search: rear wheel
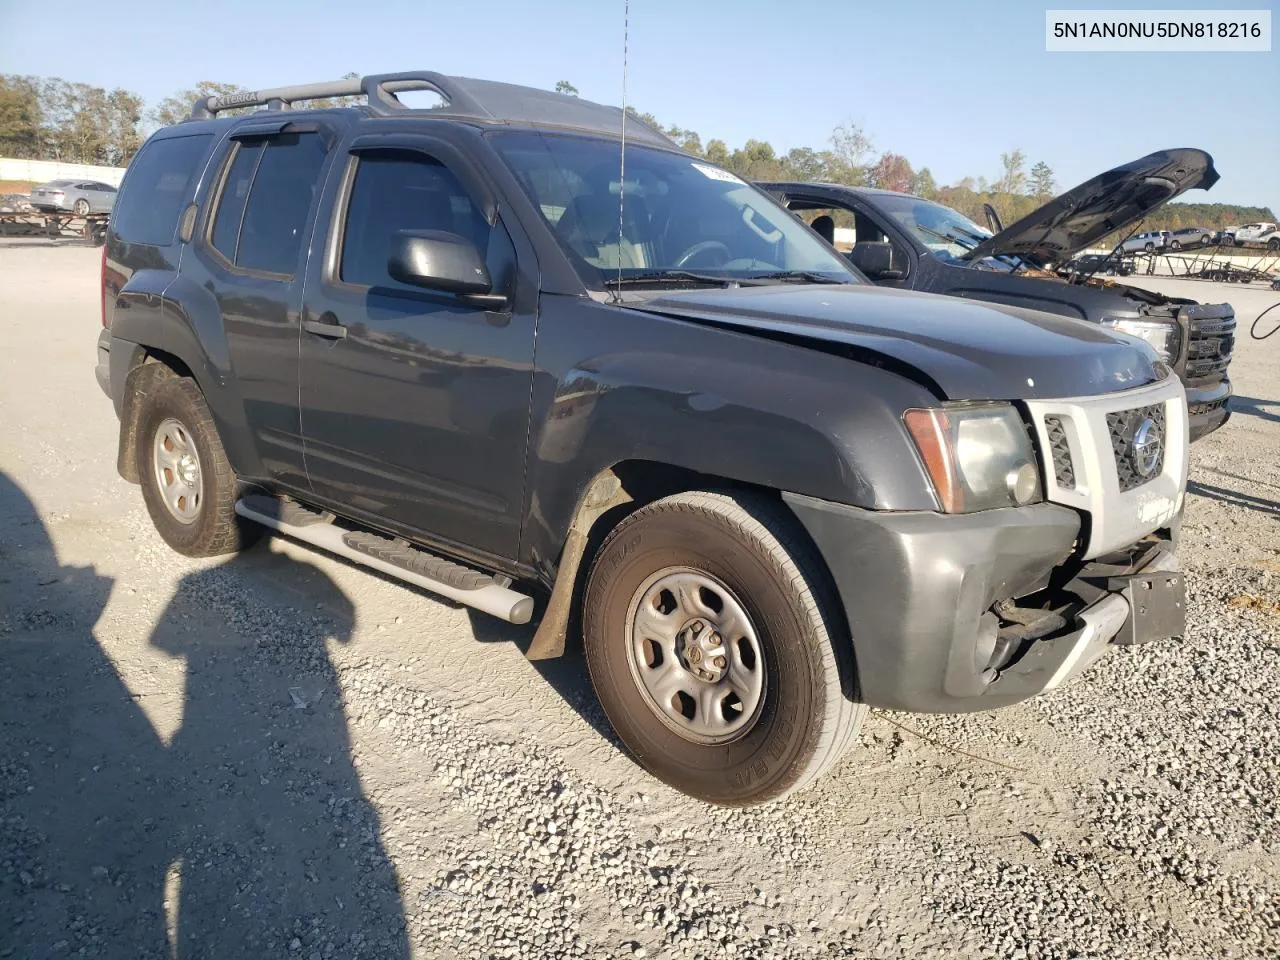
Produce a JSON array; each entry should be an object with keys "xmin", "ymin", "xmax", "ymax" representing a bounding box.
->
[
  {"xmin": 583, "ymin": 490, "xmax": 865, "ymax": 806},
  {"xmin": 1144, "ymin": 242, "xmax": 1155, "ymax": 253},
  {"xmin": 136, "ymin": 376, "xmax": 259, "ymax": 557},
  {"xmin": 73, "ymin": 198, "xmax": 90, "ymax": 216},
  {"xmin": 1169, "ymin": 239, "xmax": 1181, "ymax": 250}
]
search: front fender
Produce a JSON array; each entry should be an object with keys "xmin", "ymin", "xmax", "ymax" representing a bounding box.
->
[{"xmin": 521, "ymin": 296, "xmax": 939, "ymax": 576}]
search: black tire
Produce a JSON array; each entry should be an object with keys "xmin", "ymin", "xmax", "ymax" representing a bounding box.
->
[
  {"xmin": 583, "ymin": 490, "xmax": 865, "ymax": 806},
  {"xmin": 1170, "ymin": 239, "xmax": 1181, "ymax": 250},
  {"xmin": 1144, "ymin": 242, "xmax": 1155, "ymax": 253},
  {"xmin": 73, "ymin": 198, "xmax": 90, "ymax": 216},
  {"xmin": 1268, "ymin": 237, "xmax": 1280, "ymax": 251},
  {"xmin": 135, "ymin": 375, "xmax": 259, "ymax": 557}
]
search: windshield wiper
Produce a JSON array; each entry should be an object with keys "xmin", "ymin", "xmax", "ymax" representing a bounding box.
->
[
  {"xmin": 745, "ymin": 270, "xmax": 846, "ymax": 284},
  {"xmin": 603, "ymin": 270, "xmax": 762, "ymax": 289}
]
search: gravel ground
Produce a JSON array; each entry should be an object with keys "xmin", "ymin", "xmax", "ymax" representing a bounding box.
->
[{"xmin": 1, "ymin": 241, "xmax": 1277, "ymax": 959}]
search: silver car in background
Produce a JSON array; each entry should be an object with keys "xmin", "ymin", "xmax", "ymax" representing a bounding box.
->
[
  {"xmin": 1168, "ymin": 226, "xmax": 1214, "ymax": 249},
  {"xmin": 1118, "ymin": 229, "xmax": 1171, "ymax": 253},
  {"xmin": 29, "ymin": 179, "xmax": 118, "ymax": 215}
]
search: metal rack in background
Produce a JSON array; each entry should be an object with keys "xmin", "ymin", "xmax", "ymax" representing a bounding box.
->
[
  {"xmin": 0, "ymin": 209, "xmax": 109, "ymax": 245},
  {"xmin": 1123, "ymin": 240, "xmax": 1280, "ymax": 285}
]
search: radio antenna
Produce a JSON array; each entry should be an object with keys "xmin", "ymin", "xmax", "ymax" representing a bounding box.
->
[{"xmin": 613, "ymin": 0, "xmax": 630, "ymax": 301}]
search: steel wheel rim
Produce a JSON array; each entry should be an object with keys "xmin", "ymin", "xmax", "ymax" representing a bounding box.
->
[
  {"xmin": 152, "ymin": 417, "xmax": 203, "ymax": 524},
  {"xmin": 624, "ymin": 567, "xmax": 766, "ymax": 745}
]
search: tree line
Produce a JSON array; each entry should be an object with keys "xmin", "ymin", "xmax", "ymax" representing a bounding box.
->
[
  {"xmin": 623, "ymin": 110, "xmax": 1273, "ymax": 238},
  {"xmin": 2, "ymin": 73, "xmax": 1271, "ymax": 239},
  {"xmin": 0, "ymin": 74, "xmax": 363, "ymax": 166}
]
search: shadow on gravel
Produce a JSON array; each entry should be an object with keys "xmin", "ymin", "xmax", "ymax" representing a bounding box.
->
[
  {"xmin": 1229, "ymin": 395, "xmax": 1280, "ymax": 424},
  {"xmin": 0, "ymin": 473, "xmax": 409, "ymax": 960},
  {"xmin": 1188, "ymin": 479, "xmax": 1280, "ymax": 516},
  {"xmin": 465, "ymin": 610, "xmax": 623, "ymax": 751}
]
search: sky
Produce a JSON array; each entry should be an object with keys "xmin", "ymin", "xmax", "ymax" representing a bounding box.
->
[{"xmin": 1, "ymin": 0, "xmax": 1276, "ymax": 211}]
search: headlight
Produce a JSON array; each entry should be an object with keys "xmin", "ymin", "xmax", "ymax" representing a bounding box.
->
[
  {"xmin": 1100, "ymin": 318, "xmax": 1180, "ymax": 364},
  {"xmin": 903, "ymin": 403, "xmax": 1042, "ymax": 513}
]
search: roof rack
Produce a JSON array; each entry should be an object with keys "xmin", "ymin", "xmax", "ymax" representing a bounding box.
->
[{"xmin": 188, "ymin": 71, "xmax": 674, "ymax": 148}]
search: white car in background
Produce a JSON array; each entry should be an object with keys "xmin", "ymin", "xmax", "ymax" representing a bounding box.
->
[{"xmin": 1232, "ymin": 222, "xmax": 1280, "ymax": 248}]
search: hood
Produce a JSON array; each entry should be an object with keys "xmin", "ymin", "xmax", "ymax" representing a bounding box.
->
[
  {"xmin": 634, "ymin": 284, "xmax": 1163, "ymax": 401},
  {"xmin": 963, "ymin": 148, "xmax": 1219, "ymax": 265}
]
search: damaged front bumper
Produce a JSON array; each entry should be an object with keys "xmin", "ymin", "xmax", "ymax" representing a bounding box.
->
[{"xmin": 783, "ymin": 493, "xmax": 1184, "ymax": 714}]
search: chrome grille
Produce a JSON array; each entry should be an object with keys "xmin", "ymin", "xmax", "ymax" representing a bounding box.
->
[
  {"xmin": 1043, "ymin": 415, "xmax": 1075, "ymax": 489},
  {"xmin": 1184, "ymin": 315, "xmax": 1235, "ymax": 380},
  {"xmin": 1106, "ymin": 404, "xmax": 1166, "ymax": 492}
]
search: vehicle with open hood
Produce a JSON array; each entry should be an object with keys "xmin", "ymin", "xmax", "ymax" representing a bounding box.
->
[
  {"xmin": 761, "ymin": 148, "xmax": 1235, "ymax": 439},
  {"xmin": 97, "ymin": 72, "xmax": 1189, "ymax": 805}
]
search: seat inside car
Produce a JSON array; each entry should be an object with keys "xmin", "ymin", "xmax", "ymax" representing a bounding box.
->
[
  {"xmin": 555, "ymin": 191, "xmax": 650, "ymax": 269},
  {"xmin": 809, "ymin": 214, "xmax": 835, "ymax": 245}
]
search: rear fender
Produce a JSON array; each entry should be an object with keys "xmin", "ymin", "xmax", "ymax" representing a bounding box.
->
[{"xmin": 110, "ymin": 275, "xmax": 261, "ymax": 478}]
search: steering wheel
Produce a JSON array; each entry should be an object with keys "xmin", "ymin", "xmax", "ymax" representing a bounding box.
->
[{"xmin": 673, "ymin": 240, "xmax": 732, "ymax": 268}]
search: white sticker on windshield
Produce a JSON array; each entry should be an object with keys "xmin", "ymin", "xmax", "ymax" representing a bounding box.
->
[{"xmin": 691, "ymin": 162, "xmax": 745, "ymax": 184}]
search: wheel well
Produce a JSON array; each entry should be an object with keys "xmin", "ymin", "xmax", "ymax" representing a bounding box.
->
[
  {"xmin": 525, "ymin": 459, "xmax": 787, "ymax": 661},
  {"xmin": 116, "ymin": 349, "xmax": 197, "ymax": 483},
  {"xmin": 599, "ymin": 459, "xmax": 781, "ymax": 550}
]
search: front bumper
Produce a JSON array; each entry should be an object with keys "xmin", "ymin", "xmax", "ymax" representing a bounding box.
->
[
  {"xmin": 784, "ymin": 494, "xmax": 1184, "ymax": 714},
  {"xmin": 1186, "ymin": 378, "xmax": 1231, "ymax": 441}
]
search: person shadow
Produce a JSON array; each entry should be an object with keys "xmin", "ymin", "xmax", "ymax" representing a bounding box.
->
[{"xmin": 0, "ymin": 472, "xmax": 409, "ymax": 959}]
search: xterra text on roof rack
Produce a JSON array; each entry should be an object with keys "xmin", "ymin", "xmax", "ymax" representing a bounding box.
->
[{"xmin": 97, "ymin": 72, "xmax": 1189, "ymax": 805}]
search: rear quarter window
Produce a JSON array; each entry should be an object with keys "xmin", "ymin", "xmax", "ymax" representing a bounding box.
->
[{"xmin": 112, "ymin": 133, "xmax": 213, "ymax": 245}]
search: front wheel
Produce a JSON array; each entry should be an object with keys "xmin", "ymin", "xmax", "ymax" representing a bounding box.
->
[
  {"xmin": 583, "ymin": 490, "xmax": 865, "ymax": 806},
  {"xmin": 1268, "ymin": 237, "xmax": 1280, "ymax": 250},
  {"xmin": 136, "ymin": 375, "xmax": 259, "ymax": 557}
]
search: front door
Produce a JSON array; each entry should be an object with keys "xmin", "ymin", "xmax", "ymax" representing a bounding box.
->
[{"xmin": 298, "ymin": 142, "xmax": 535, "ymax": 560}]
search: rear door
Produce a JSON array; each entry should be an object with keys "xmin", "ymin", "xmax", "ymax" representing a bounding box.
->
[
  {"xmin": 182, "ymin": 125, "xmax": 337, "ymax": 488},
  {"xmin": 297, "ymin": 134, "xmax": 536, "ymax": 560}
]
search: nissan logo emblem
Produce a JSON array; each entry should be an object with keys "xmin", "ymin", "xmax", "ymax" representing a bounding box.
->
[{"xmin": 1130, "ymin": 418, "xmax": 1162, "ymax": 478}]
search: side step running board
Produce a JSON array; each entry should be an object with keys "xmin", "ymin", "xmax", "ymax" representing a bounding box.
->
[{"xmin": 235, "ymin": 496, "xmax": 535, "ymax": 625}]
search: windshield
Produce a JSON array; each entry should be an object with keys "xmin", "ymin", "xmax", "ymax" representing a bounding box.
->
[
  {"xmin": 867, "ymin": 193, "xmax": 1008, "ymax": 265},
  {"xmin": 489, "ymin": 132, "xmax": 859, "ymax": 288}
]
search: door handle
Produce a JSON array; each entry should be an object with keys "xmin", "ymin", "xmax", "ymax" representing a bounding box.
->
[{"xmin": 303, "ymin": 318, "xmax": 347, "ymax": 340}]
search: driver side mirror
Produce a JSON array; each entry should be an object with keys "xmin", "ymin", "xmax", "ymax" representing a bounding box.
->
[
  {"xmin": 387, "ymin": 230, "xmax": 507, "ymax": 306},
  {"xmin": 848, "ymin": 242, "xmax": 904, "ymax": 281}
]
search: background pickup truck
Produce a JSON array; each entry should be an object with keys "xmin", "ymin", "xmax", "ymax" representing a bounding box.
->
[{"xmin": 762, "ymin": 148, "xmax": 1235, "ymax": 440}]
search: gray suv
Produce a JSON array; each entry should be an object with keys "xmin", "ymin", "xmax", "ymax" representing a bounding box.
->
[{"xmin": 95, "ymin": 72, "xmax": 1189, "ymax": 805}]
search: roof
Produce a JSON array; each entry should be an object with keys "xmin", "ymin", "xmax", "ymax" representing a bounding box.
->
[
  {"xmin": 187, "ymin": 71, "xmax": 675, "ymax": 149},
  {"xmin": 760, "ymin": 181, "xmax": 912, "ymax": 199}
]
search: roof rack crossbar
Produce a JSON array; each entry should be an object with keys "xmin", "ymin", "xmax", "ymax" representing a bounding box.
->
[
  {"xmin": 182, "ymin": 71, "xmax": 677, "ymax": 149},
  {"xmin": 188, "ymin": 72, "xmax": 488, "ymax": 121}
]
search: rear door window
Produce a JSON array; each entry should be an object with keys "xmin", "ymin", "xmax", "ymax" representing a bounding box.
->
[
  {"xmin": 112, "ymin": 134, "xmax": 213, "ymax": 245},
  {"xmin": 210, "ymin": 141, "xmax": 264, "ymax": 262},
  {"xmin": 208, "ymin": 132, "xmax": 329, "ymax": 277}
]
